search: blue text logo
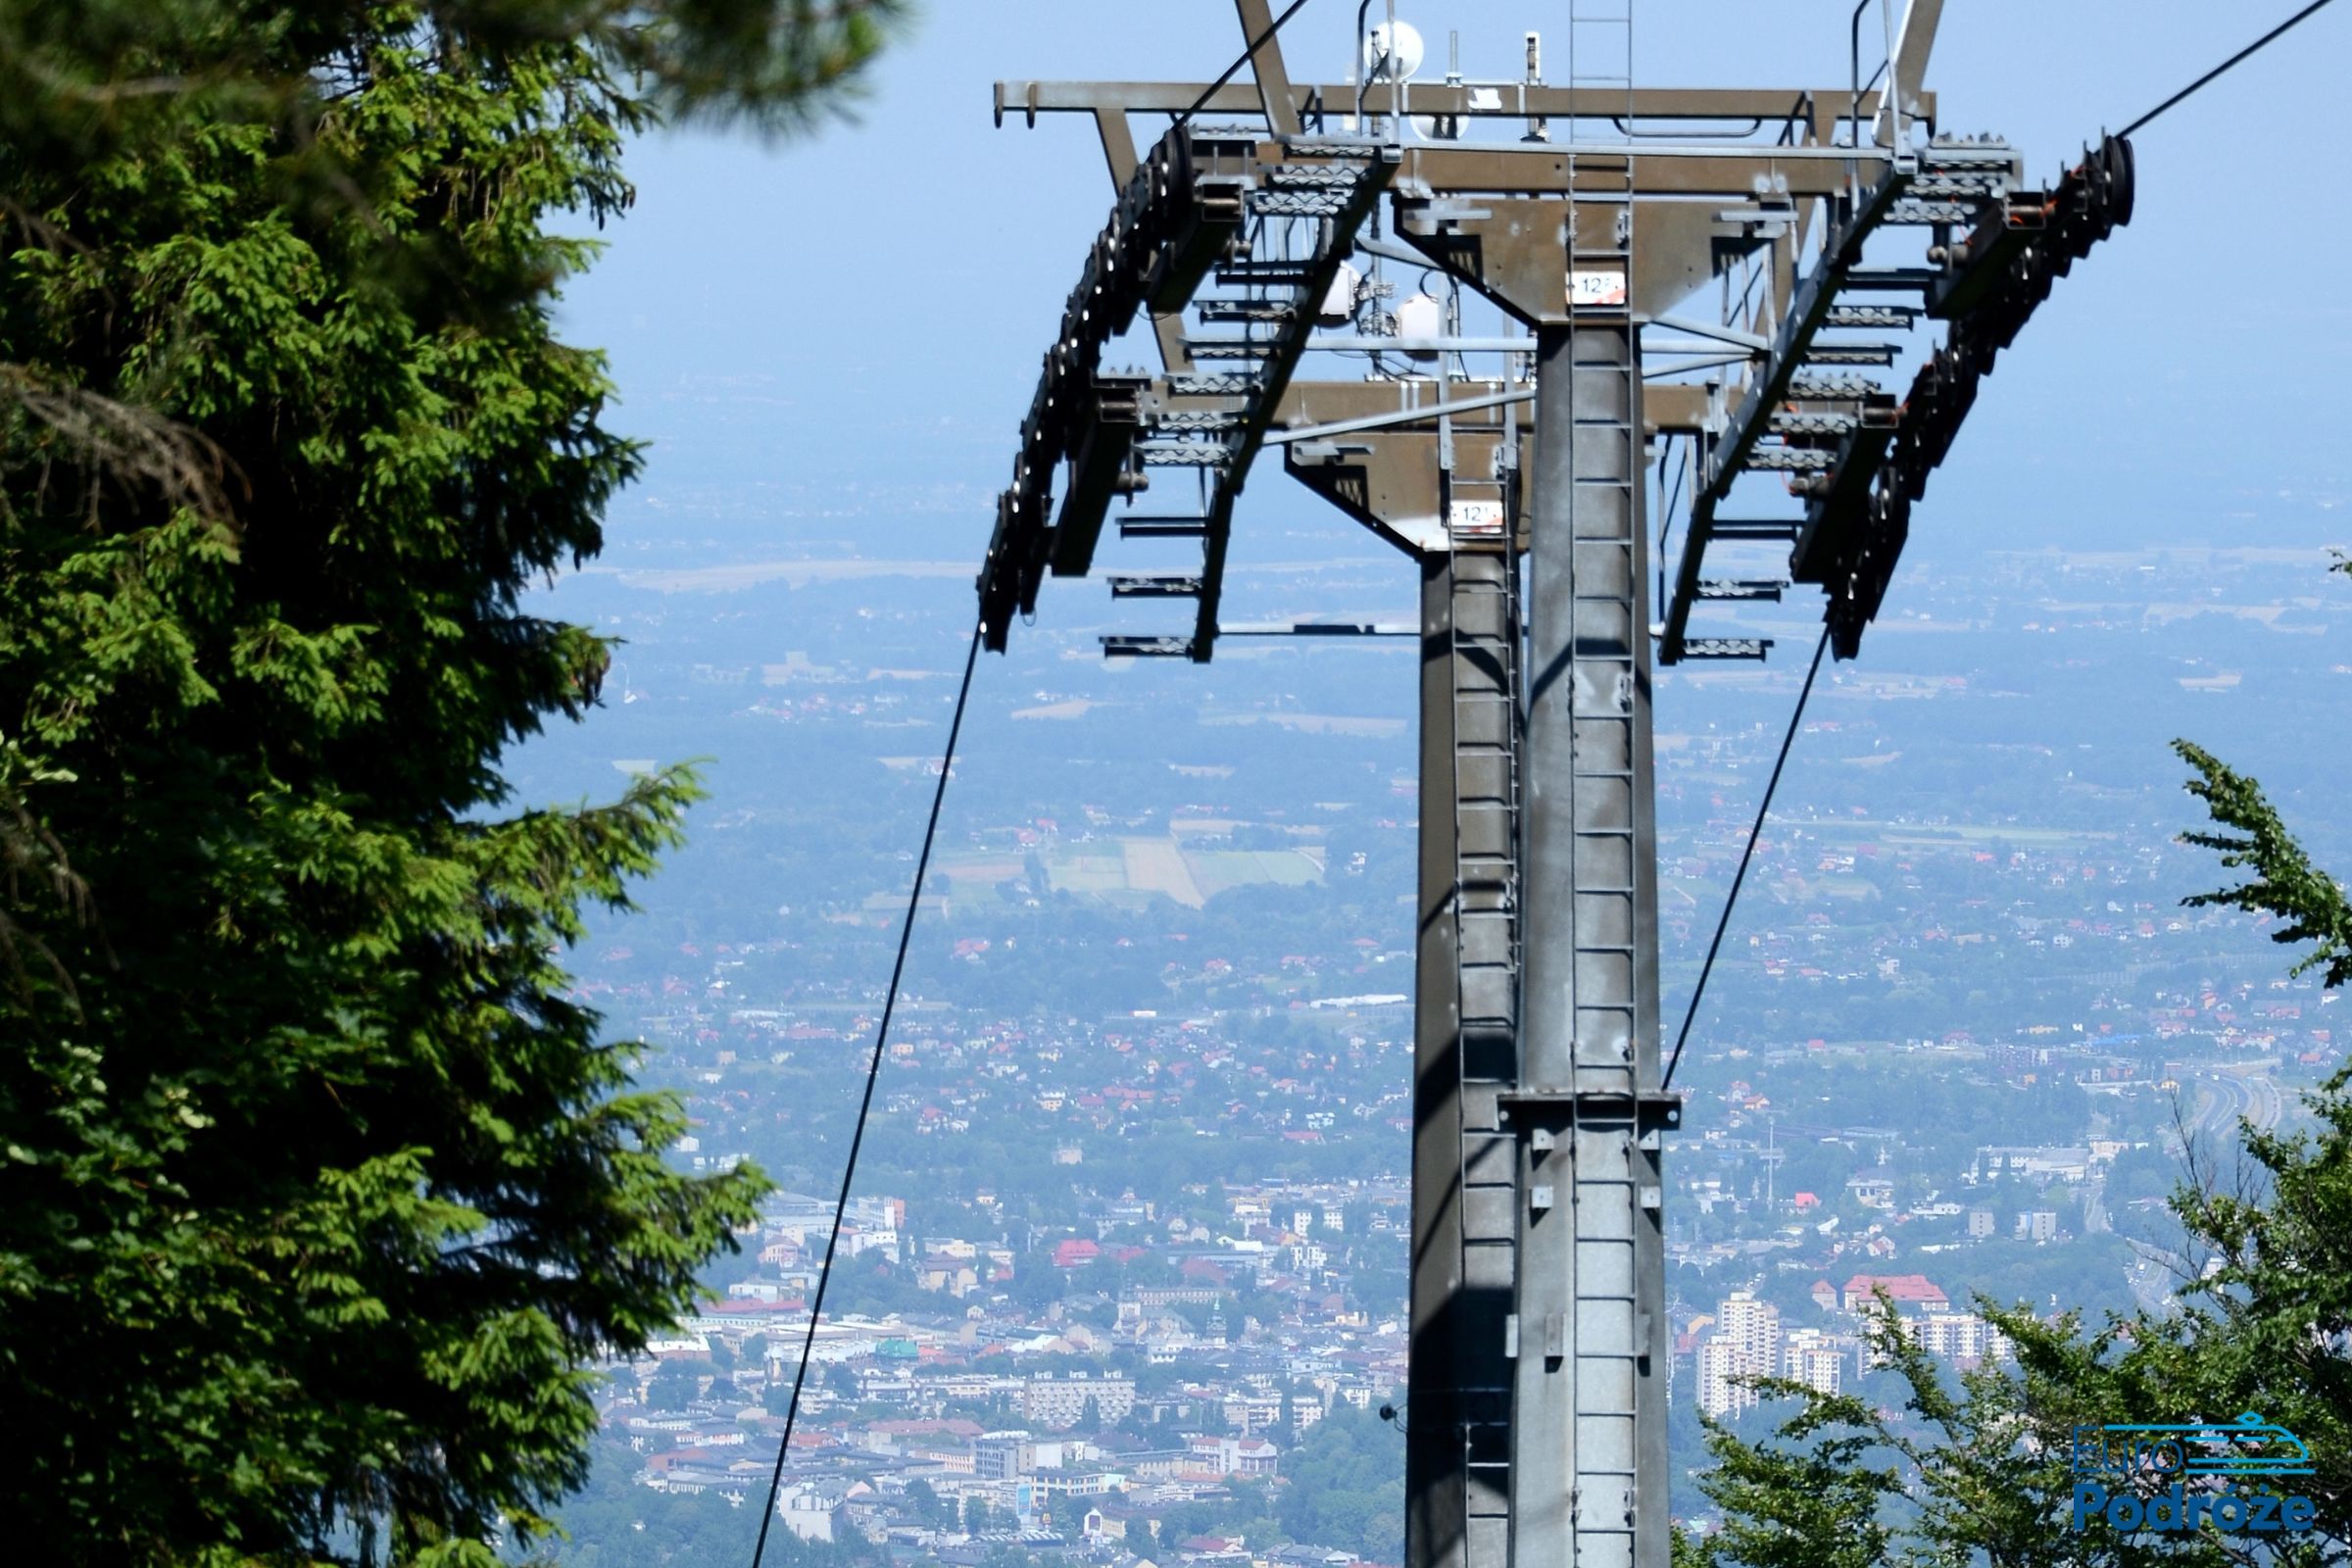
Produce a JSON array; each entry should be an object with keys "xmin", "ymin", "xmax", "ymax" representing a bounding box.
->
[{"xmin": 2070, "ymin": 1413, "xmax": 2318, "ymax": 1535}]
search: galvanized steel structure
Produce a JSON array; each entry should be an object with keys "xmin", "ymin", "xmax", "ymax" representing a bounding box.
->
[{"xmin": 973, "ymin": 6, "xmax": 2132, "ymax": 1568}]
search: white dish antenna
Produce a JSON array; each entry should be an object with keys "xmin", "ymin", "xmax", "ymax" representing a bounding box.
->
[
  {"xmin": 1396, "ymin": 291, "xmax": 1444, "ymax": 361},
  {"xmin": 1363, "ymin": 21, "xmax": 1424, "ymax": 84},
  {"xmin": 1318, "ymin": 262, "xmax": 1361, "ymax": 326}
]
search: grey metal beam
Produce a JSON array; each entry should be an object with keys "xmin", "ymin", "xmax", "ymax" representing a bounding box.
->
[
  {"xmin": 1646, "ymin": 316, "xmax": 1768, "ymax": 351},
  {"xmin": 1513, "ymin": 319, "xmax": 1672, "ymax": 1568},
  {"xmin": 1305, "ymin": 336, "xmax": 1537, "ymax": 354},
  {"xmin": 1399, "ymin": 146, "xmax": 1888, "ymax": 199},
  {"xmin": 1408, "ymin": 555, "xmax": 1469, "ymax": 1568},
  {"xmin": 1658, "ymin": 164, "xmax": 1912, "ymax": 664},
  {"xmin": 1408, "ymin": 540, "xmax": 1527, "ymax": 1568},
  {"xmin": 1266, "ymin": 388, "xmax": 1536, "ymax": 445},
  {"xmin": 1234, "ymin": 0, "xmax": 1302, "ymax": 136},
  {"xmin": 995, "ymin": 80, "xmax": 1923, "ymax": 125},
  {"xmin": 1875, "ymin": 0, "xmax": 1946, "ymax": 146},
  {"xmin": 1217, "ymin": 619, "xmax": 1415, "ymax": 635}
]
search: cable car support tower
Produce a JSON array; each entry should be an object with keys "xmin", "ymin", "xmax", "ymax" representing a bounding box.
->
[{"xmin": 973, "ymin": 7, "xmax": 2133, "ymax": 1568}]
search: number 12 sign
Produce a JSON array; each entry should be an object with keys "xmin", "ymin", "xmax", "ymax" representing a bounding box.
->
[{"xmin": 1569, "ymin": 268, "xmax": 1628, "ymax": 310}]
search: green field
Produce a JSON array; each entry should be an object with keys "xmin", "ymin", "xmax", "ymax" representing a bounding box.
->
[{"xmin": 1030, "ymin": 837, "xmax": 1326, "ymax": 908}]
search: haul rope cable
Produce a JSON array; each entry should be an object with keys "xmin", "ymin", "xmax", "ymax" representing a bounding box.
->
[
  {"xmin": 1660, "ymin": 626, "xmax": 1829, "ymax": 1095},
  {"xmin": 1658, "ymin": 0, "xmax": 2340, "ymax": 1095},
  {"xmin": 748, "ymin": 13, "xmax": 1327, "ymax": 1555},
  {"xmin": 2117, "ymin": 0, "xmax": 2337, "ymax": 138},
  {"xmin": 1177, "ymin": 0, "xmax": 1316, "ymax": 127},
  {"xmin": 738, "ymin": 2, "xmax": 2347, "ymax": 1556},
  {"xmin": 748, "ymin": 618, "xmax": 982, "ymax": 1568}
]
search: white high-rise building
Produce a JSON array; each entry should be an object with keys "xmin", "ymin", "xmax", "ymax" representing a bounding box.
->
[
  {"xmin": 1908, "ymin": 1311, "xmax": 2011, "ymax": 1368},
  {"xmin": 1781, "ymin": 1328, "xmax": 1845, "ymax": 1396},
  {"xmin": 1696, "ymin": 1338, "xmax": 1752, "ymax": 1419},
  {"xmin": 1695, "ymin": 1291, "xmax": 1783, "ymax": 1418}
]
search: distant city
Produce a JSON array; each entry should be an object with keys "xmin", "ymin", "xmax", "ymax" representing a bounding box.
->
[{"xmin": 518, "ymin": 523, "xmax": 2348, "ymax": 1564}]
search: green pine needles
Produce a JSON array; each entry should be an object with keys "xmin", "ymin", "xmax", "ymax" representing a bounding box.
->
[
  {"xmin": 1685, "ymin": 563, "xmax": 2352, "ymax": 1566},
  {"xmin": 0, "ymin": 3, "xmax": 899, "ymax": 1562}
]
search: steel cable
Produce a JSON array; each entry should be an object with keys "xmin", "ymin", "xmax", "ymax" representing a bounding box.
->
[
  {"xmin": 2118, "ymin": 0, "xmax": 2338, "ymax": 137},
  {"xmin": 1177, "ymin": 0, "xmax": 1317, "ymax": 127},
  {"xmin": 1660, "ymin": 625, "xmax": 1830, "ymax": 1093},
  {"xmin": 1657, "ymin": 0, "xmax": 2339, "ymax": 1098},
  {"xmin": 728, "ymin": 3, "xmax": 2344, "ymax": 1551},
  {"xmin": 747, "ymin": 618, "xmax": 983, "ymax": 1568}
]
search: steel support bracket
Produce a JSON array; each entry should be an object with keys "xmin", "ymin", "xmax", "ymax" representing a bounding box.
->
[{"xmin": 1497, "ymin": 1090, "xmax": 1683, "ymax": 1133}]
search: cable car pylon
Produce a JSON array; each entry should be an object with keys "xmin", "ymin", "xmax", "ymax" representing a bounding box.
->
[{"xmin": 974, "ymin": 6, "xmax": 2132, "ymax": 1565}]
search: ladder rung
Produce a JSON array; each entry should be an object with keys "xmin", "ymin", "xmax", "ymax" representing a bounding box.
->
[
  {"xmin": 1823, "ymin": 304, "xmax": 1917, "ymax": 328},
  {"xmin": 1769, "ymin": 411, "xmax": 1861, "ymax": 437},
  {"xmin": 1741, "ymin": 447, "xmax": 1833, "ymax": 473},
  {"xmin": 1102, "ymin": 634, "xmax": 1195, "ymax": 659},
  {"xmin": 1108, "ymin": 574, "xmax": 1203, "ymax": 599},
  {"xmin": 1197, "ymin": 300, "xmax": 1299, "ymax": 323},
  {"xmin": 1150, "ymin": 410, "xmax": 1244, "ymax": 432},
  {"xmin": 1135, "ymin": 443, "xmax": 1230, "ymax": 468},
  {"xmin": 1166, "ymin": 372, "xmax": 1263, "ymax": 396},
  {"xmin": 1801, "ymin": 344, "xmax": 1899, "ymax": 367},
  {"xmin": 1695, "ymin": 578, "xmax": 1787, "ymax": 602},
  {"xmin": 1214, "ymin": 262, "xmax": 1316, "ymax": 284},
  {"xmin": 1919, "ymin": 139, "xmax": 2016, "ymax": 170},
  {"xmin": 1788, "ymin": 372, "xmax": 1884, "ymax": 400},
  {"xmin": 1678, "ymin": 637, "xmax": 1774, "ymax": 661},
  {"xmin": 1841, "ymin": 267, "xmax": 1939, "ymax": 293},
  {"xmin": 1885, "ymin": 198, "xmax": 1985, "ymax": 225}
]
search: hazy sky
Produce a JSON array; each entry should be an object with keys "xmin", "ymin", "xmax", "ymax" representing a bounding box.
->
[
  {"xmin": 561, "ymin": 0, "xmax": 2351, "ymax": 567},
  {"xmin": 527, "ymin": 0, "xmax": 2352, "ymax": 868}
]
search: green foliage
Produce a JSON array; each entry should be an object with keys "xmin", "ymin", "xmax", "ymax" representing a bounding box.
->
[
  {"xmin": 2150, "ymin": 676, "xmax": 2352, "ymax": 1536},
  {"xmin": 1694, "ymin": 1206, "xmax": 2352, "ymax": 1566},
  {"xmin": 2174, "ymin": 741, "xmax": 2352, "ymax": 986},
  {"xmin": 1692, "ymin": 1300, "xmax": 2221, "ymax": 1568},
  {"xmin": 1277, "ymin": 1401, "xmax": 1404, "ymax": 1561},
  {"xmin": 1690, "ymin": 1384, "xmax": 1894, "ymax": 1568},
  {"xmin": 1692, "ymin": 699, "xmax": 2352, "ymax": 1566},
  {"xmin": 2127, "ymin": 1066, "xmax": 2352, "ymax": 1542},
  {"xmin": 0, "ymin": 1, "xmax": 897, "ymax": 1563}
]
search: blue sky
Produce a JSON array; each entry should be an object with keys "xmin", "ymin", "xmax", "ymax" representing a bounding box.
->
[
  {"xmin": 525, "ymin": 0, "xmax": 2352, "ymax": 851},
  {"xmin": 561, "ymin": 0, "xmax": 2351, "ymax": 566}
]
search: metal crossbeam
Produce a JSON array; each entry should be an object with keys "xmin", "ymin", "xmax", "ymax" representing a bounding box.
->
[{"xmin": 973, "ymin": 17, "xmax": 2132, "ymax": 1568}]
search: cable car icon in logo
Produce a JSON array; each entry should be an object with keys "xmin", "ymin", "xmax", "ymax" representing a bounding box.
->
[{"xmin": 2083, "ymin": 1413, "xmax": 2314, "ymax": 1478}]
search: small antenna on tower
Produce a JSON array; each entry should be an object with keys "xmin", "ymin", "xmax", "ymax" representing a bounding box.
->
[{"xmin": 1523, "ymin": 31, "xmax": 1548, "ymax": 141}]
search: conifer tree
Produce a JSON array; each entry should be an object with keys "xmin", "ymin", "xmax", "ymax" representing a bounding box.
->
[
  {"xmin": 0, "ymin": 2, "xmax": 899, "ymax": 1561},
  {"xmin": 1687, "ymin": 564, "xmax": 2352, "ymax": 1565}
]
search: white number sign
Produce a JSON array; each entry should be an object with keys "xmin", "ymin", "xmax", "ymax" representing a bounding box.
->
[{"xmin": 1568, "ymin": 268, "xmax": 1628, "ymax": 310}]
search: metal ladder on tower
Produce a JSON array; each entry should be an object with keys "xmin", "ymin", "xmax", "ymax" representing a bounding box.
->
[
  {"xmin": 1555, "ymin": 122, "xmax": 1656, "ymax": 1568},
  {"xmin": 1446, "ymin": 451, "xmax": 1523, "ymax": 1566},
  {"xmin": 1562, "ymin": 0, "xmax": 1636, "ymax": 323},
  {"xmin": 1513, "ymin": 6, "xmax": 1666, "ymax": 1560},
  {"xmin": 1568, "ymin": 0, "xmax": 1635, "ymax": 139},
  {"xmin": 1567, "ymin": 213, "xmax": 1654, "ymax": 1568}
]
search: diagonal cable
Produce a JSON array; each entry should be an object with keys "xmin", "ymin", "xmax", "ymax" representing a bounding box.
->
[
  {"xmin": 1177, "ymin": 0, "xmax": 1317, "ymax": 126},
  {"xmin": 1657, "ymin": 0, "xmax": 2340, "ymax": 1096},
  {"xmin": 1661, "ymin": 625, "xmax": 1829, "ymax": 1094},
  {"xmin": 2119, "ymin": 0, "xmax": 2338, "ymax": 137},
  {"xmin": 748, "ymin": 618, "xmax": 982, "ymax": 1568}
]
